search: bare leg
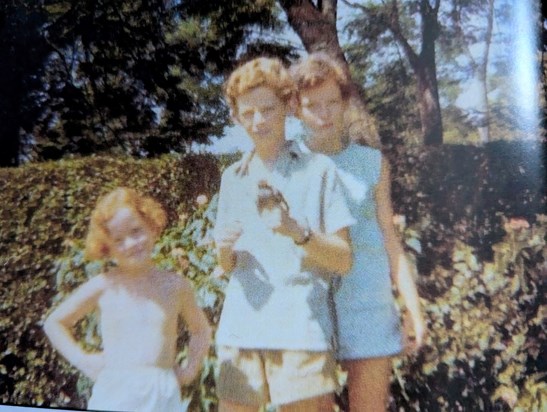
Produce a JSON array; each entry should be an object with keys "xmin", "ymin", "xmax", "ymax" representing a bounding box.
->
[
  {"xmin": 278, "ymin": 393, "xmax": 334, "ymax": 412},
  {"xmin": 219, "ymin": 399, "xmax": 259, "ymax": 412},
  {"xmin": 342, "ymin": 357, "xmax": 392, "ymax": 412}
]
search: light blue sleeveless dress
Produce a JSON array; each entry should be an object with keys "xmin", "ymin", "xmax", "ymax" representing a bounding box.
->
[{"xmin": 330, "ymin": 143, "xmax": 402, "ymax": 360}]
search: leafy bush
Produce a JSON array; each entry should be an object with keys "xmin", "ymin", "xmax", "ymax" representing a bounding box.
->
[
  {"xmin": 389, "ymin": 140, "xmax": 545, "ymax": 268},
  {"xmin": 391, "ymin": 216, "xmax": 546, "ymax": 411}
]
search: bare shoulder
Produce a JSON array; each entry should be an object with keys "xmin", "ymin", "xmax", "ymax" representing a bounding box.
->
[
  {"xmin": 74, "ymin": 273, "xmax": 110, "ymax": 296},
  {"xmin": 155, "ymin": 269, "xmax": 191, "ymax": 295}
]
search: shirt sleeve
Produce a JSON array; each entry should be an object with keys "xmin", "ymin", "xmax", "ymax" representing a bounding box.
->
[
  {"xmin": 213, "ymin": 168, "xmax": 232, "ymax": 245},
  {"xmin": 321, "ymin": 159, "xmax": 357, "ymax": 235}
]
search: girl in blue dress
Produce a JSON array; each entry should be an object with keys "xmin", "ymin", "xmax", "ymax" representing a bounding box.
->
[{"xmin": 291, "ymin": 53, "xmax": 426, "ymax": 411}]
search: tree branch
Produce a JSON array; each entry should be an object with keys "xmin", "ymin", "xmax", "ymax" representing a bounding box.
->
[{"xmin": 388, "ymin": 0, "xmax": 419, "ymax": 68}]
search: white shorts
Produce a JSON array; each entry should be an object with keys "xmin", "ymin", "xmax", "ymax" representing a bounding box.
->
[
  {"xmin": 216, "ymin": 346, "xmax": 338, "ymax": 406},
  {"xmin": 88, "ymin": 366, "xmax": 185, "ymax": 412}
]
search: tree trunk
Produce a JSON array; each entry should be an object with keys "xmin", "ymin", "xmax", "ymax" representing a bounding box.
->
[
  {"xmin": 415, "ymin": 64, "xmax": 443, "ymax": 145},
  {"xmin": 278, "ymin": 0, "xmax": 381, "ymax": 148},
  {"xmin": 477, "ymin": 0, "xmax": 494, "ymax": 144},
  {"xmin": 387, "ymin": 0, "xmax": 443, "ymax": 145},
  {"xmin": 417, "ymin": 1, "xmax": 443, "ymax": 146}
]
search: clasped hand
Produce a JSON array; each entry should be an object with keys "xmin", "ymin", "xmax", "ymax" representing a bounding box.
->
[
  {"xmin": 256, "ymin": 180, "xmax": 306, "ymax": 242},
  {"xmin": 174, "ymin": 363, "xmax": 199, "ymax": 386}
]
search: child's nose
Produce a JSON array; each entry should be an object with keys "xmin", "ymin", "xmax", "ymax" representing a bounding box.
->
[
  {"xmin": 317, "ymin": 104, "xmax": 331, "ymax": 119},
  {"xmin": 252, "ymin": 111, "xmax": 265, "ymax": 128},
  {"xmin": 123, "ymin": 236, "xmax": 139, "ymax": 250}
]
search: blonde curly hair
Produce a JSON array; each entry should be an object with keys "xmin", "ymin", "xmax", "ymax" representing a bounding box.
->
[
  {"xmin": 84, "ymin": 187, "xmax": 167, "ymax": 260},
  {"xmin": 224, "ymin": 57, "xmax": 296, "ymax": 116},
  {"xmin": 291, "ymin": 52, "xmax": 380, "ymax": 147},
  {"xmin": 290, "ymin": 52, "xmax": 352, "ymax": 100}
]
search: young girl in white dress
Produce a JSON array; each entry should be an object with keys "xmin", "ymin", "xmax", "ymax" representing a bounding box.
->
[{"xmin": 44, "ymin": 187, "xmax": 212, "ymax": 412}]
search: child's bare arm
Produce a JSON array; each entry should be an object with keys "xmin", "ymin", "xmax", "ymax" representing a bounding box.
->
[
  {"xmin": 376, "ymin": 157, "xmax": 425, "ymax": 353},
  {"xmin": 298, "ymin": 227, "xmax": 352, "ymax": 275},
  {"xmin": 215, "ymin": 222, "xmax": 242, "ymax": 273},
  {"xmin": 43, "ymin": 275, "xmax": 106, "ymax": 380},
  {"xmin": 174, "ymin": 279, "xmax": 212, "ymax": 386}
]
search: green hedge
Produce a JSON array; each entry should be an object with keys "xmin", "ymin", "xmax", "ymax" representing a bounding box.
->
[{"xmin": 388, "ymin": 140, "xmax": 545, "ymax": 270}]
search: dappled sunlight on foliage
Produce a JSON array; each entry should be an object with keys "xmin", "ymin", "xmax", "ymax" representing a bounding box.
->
[{"xmin": 392, "ymin": 215, "xmax": 545, "ymax": 411}]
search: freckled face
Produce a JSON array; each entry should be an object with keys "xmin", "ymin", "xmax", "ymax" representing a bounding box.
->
[
  {"xmin": 298, "ymin": 78, "xmax": 346, "ymax": 144},
  {"xmin": 106, "ymin": 207, "xmax": 156, "ymax": 267},
  {"xmin": 235, "ymin": 86, "xmax": 287, "ymax": 148}
]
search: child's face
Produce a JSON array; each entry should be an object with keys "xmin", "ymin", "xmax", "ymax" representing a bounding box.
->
[
  {"xmin": 298, "ymin": 78, "xmax": 346, "ymax": 143},
  {"xmin": 235, "ymin": 86, "xmax": 287, "ymax": 148},
  {"xmin": 106, "ymin": 207, "xmax": 156, "ymax": 268}
]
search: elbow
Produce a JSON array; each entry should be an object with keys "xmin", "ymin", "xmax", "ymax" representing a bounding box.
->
[
  {"xmin": 43, "ymin": 315, "xmax": 57, "ymax": 341},
  {"xmin": 43, "ymin": 312, "xmax": 70, "ymax": 341},
  {"xmin": 43, "ymin": 318, "xmax": 51, "ymax": 339}
]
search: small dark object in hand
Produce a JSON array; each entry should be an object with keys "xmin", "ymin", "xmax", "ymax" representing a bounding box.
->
[{"xmin": 256, "ymin": 180, "xmax": 289, "ymax": 213}]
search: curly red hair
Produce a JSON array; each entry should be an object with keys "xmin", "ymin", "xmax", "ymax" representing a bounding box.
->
[{"xmin": 84, "ymin": 187, "xmax": 167, "ymax": 260}]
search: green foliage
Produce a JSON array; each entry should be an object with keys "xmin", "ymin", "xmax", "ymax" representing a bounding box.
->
[
  {"xmin": 389, "ymin": 140, "xmax": 545, "ymax": 267},
  {"xmin": 154, "ymin": 195, "xmax": 225, "ymax": 411},
  {"xmin": 344, "ymin": 0, "xmax": 539, "ymax": 145},
  {"xmin": 2, "ymin": 0, "xmax": 291, "ymax": 163},
  {"xmin": 391, "ymin": 215, "xmax": 546, "ymax": 411},
  {"xmin": 0, "ymin": 0, "xmax": 50, "ymax": 166}
]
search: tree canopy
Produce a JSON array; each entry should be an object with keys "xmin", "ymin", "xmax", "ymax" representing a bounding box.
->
[
  {"xmin": 1, "ymin": 0, "xmax": 288, "ymax": 165},
  {"xmin": 0, "ymin": 0, "xmax": 542, "ymax": 166}
]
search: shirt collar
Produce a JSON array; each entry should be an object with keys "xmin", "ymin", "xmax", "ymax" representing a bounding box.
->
[{"xmin": 236, "ymin": 140, "xmax": 303, "ymax": 177}]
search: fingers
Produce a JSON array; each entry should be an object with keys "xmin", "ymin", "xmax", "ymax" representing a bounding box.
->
[
  {"xmin": 402, "ymin": 312, "xmax": 426, "ymax": 355},
  {"xmin": 174, "ymin": 365, "xmax": 199, "ymax": 386},
  {"xmin": 256, "ymin": 180, "xmax": 289, "ymax": 214},
  {"xmin": 217, "ymin": 222, "xmax": 242, "ymax": 249}
]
